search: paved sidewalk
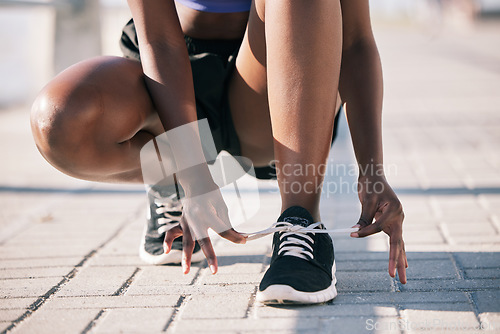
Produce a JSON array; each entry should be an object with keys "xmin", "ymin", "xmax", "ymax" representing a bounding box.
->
[{"xmin": 1, "ymin": 20, "xmax": 500, "ymax": 334}]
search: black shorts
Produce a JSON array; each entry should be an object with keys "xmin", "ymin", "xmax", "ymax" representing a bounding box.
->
[
  {"xmin": 120, "ymin": 19, "xmax": 341, "ymax": 180},
  {"xmin": 120, "ymin": 18, "xmax": 242, "ymax": 158}
]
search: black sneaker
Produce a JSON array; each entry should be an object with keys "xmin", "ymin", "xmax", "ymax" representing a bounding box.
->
[
  {"xmin": 139, "ymin": 186, "xmax": 204, "ymax": 265},
  {"xmin": 256, "ymin": 206, "xmax": 337, "ymax": 304}
]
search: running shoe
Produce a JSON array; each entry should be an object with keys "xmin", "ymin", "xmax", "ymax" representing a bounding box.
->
[
  {"xmin": 139, "ymin": 186, "xmax": 204, "ymax": 265},
  {"xmin": 257, "ymin": 206, "xmax": 337, "ymax": 304}
]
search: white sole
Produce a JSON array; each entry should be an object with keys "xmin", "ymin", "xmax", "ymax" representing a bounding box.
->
[
  {"xmin": 256, "ymin": 262, "xmax": 337, "ymax": 305},
  {"xmin": 256, "ymin": 282, "xmax": 337, "ymax": 305}
]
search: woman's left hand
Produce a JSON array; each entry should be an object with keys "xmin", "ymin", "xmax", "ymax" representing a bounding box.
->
[{"xmin": 350, "ymin": 175, "xmax": 408, "ymax": 284}]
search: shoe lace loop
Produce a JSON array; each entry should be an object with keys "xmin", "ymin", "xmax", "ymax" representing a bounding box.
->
[
  {"xmin": 151, "ymin": 192, "xmax": 182, "ymax": 234},
  {"xmin": 276, "ymin": 222, "xmax": 323, "ymax": 261}
]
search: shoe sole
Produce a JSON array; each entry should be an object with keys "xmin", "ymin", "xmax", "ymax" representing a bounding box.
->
[
  {"xmin": 257, "ymin": 262, "xmax": 337, "ymax": 305},
  {"xmin": 256, "ymin": 282, "xmax": 337, "ymax": 305}
]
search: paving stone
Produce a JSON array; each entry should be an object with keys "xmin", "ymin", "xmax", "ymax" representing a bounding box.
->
[
  {"xmin": 448, "ymin": 235, "xmax": 500, "ymax": 246},
  {"xmin": 454, "ymin": 252, "xmax": 500, "ymax": 269},
  {"xmin": 401, "ymin": 303, "xmax": 479, "ymax": 332},
  {"xmin": 131, "ymin": 265, "xmax": 199, "ymax": 286},
  {"xmin": 0, "ymin": 297, "xmax": 38, "ymax": 310},
  {"xmin": 400, "ymin": 279, "xmax": 500, "ymax": 292},
  {"xmin": 0, "ymin": 244, "xmax": 99, "ymax": 259},
  {"xmin": 464, "ymin": 268, "xmax": 500, "ymax": 279},
  {"xmin": 440, "ymin": 223, "xmax": 497, "ymax": 236},
  {"xmin": 171, "ymin": 318, "xmax": 315, "ymax": 333},
  {"xmin": 405, "ymin": 259, "xmax": 459, "ymax": 280},
  {"xmin": 333, "ymin": 259, "xmax": 387, "ymax": 272},
  {"xmin": 1, "ymin": 276, "xmax": 63, "ymax": 298},
  {"xmin": 335, "ymin": 252, "xmax": 389, "ymax": 262},
  {"xmin": 97, "ymin": 225, "xmax": 142, "ymax": 257},
  {"xmin": 254, "ymin": 304, "xmax": 398, "ymax": 318},
  {"xmin": 94, "ymin": 308, "xmax": 174, "ymax": 333},
  {"xmin": 0, "ymin": 257, "xmax": 83, "ymax": 269},
  {"xmin": 336, "ymin": 272, "xmax": 393, "ymax": 293},
  {"xmin": 403, "ymin": 230, "xmax": 445, "ymax": 245},
  {"xmin": 56, "ymin": 266, "xmax": 139, "ymax": 297},
  {"xmin": 479, "ymin": 313, "xmax": 500, "ymax": 332},
  {"xmin": 0, "ymin": 322, "xmax": 11, "ymax": 333},
  {"xmin": 45, "ymin": 295, "xmax": 180, "ymax": 309},
  {"xmin": 473, "ymin": 291, "xmax": 500, "ymax": 314},
  {"xmin": 0, "ymin": 309, "xmax": 26, "ymax": 322},
  {"xmin": 0, "ymin": 267, "xmax": 74, "ymax": 279},
  {"xmin": 13, "ymin": 308, "xmax": 101, "ymax": 334},
  {"xmin": 88, "ymin": 255, "xmax": 145, "ymax": 267},
  {"xmin": 334, "ymin": 291, "xmax": 469, "ymax": 305},
  {"xmin": 213, "ymin": 255, "xmax": 267, "ymax": 273},
  {"xmin": 319, "ymin": 316, "xmax": 403, "ymax": 334},
  {"xmin": 127, "ymin": 283, "xmax": 256, "ymax": 296},
  {"xmin": 181, "ymin": 294, "xmax": 250, "ymax": 319},
  {"xmin": 199, "ymin": 272, "xmax": 263, "ymax": 285}
]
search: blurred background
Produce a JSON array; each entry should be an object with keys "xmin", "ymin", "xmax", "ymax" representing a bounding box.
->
[{"xmin": 1, "ymin": 0, "xmax": 499, "ymax": 107}]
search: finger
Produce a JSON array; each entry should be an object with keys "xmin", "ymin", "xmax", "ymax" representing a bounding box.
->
[
  {"xmin": 219, "ymin": 228, "xmax": 247, "ymax": 244},
  {"xmin": 388, "ymin": 230, "xmax": 403, "ymax": 279},
  {"xmin": 182, "ymin": 226, "xmax": 195, "ymax": 274},
  {"xmin": 163, "ymin": 225, "xmax": 183, "ymax": 254},
  {"xmin": 351, "ymin": 202, "xmax": 394, "ymax": 238},
  {"xmin": 397, "ymin": 249, "xmax": 407, "ymax": 284},
  {"xmin": 198, "ymin": 237, "xmax": 218, "ymax": 274},
  {"xmin": 356, "ymin": 199, "xmax": 378, "ymax": 228},
  {"xmin": 351, "ymin": 221, "xmax": 383, "ymax": 238},
  {"xmin": 403, "ymin": 245, "xmax": 409, "ymax": 268}
]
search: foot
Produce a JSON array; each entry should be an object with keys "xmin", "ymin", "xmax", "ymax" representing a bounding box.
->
[
  {"xmin": 139, "ymin": 186, "xmax": 204, "ymax": 265},
  {"xmin": 256, "ymin": 206, "xmax": 337, "ymax": 304}
]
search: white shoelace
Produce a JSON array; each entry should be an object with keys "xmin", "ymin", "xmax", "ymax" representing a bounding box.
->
[
  {"xmin": 241, "ymin": 223, "xmax": 358, "ymax": 241},
  {"xmin": 241, "ymin": 222, "xmax": 358, "ymax": 260},
  {"xmin": 152, "ymin": 193, "xmax": 182, "ymax": 234}
]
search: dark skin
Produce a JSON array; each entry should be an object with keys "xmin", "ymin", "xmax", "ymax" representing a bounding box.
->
[{"xmin": 30, "ymin": 0, "xmax": 407, "ymax": 283}]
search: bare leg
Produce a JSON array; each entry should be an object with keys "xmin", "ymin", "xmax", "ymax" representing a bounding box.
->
[
  {"xmin": 230, "ymin": 0, "xmax": 342, "ymax": 220},
  {"xmin": 31, "ymin": 56, "xmax": 164, "ymax": 183}
]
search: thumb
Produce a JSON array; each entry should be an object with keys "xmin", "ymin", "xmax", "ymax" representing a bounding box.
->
[
  {"xmin": 219, "ymin": 228, "xmax": 247, "ymax": 244},
  {"xmin": 354, "ymin": 199, "xmax": 377, "ymax": 229}
]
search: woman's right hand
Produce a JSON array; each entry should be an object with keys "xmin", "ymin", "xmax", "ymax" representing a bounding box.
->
[{"xmin": 163, "ymin": 187, "xmax": 246, "ymax": 274}]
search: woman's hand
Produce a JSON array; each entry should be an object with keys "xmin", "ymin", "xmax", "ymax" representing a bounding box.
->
[
  {"xmin": 350, "ymin": 175, "xmax": 408, "ymax": 284},
  {"xmin": 163, "ymin": 188, "xmax": 246, "ymax": 274}
]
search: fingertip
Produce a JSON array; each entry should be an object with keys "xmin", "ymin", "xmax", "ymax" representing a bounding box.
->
[
  {"xmin": 352, "ymin": 224, "xmax": 361, "ymax": 229},
  {"xmin": 163, "ymin": 243, "xmax": 170, "ymax": 254},
  {"xmin": 210, "ymin": 264, "xmax": 217, "ymax": 274},
  {"xmin": 350, "ymin": 232, "xmax": 359, "ymax": 238}
]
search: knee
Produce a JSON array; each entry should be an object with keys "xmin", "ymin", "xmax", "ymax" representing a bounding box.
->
[{"xmin": 30, "ymin": 76, "xmax": 102, "ymax": 177}]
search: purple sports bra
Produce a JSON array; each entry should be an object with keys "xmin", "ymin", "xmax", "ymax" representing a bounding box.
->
[{"xmin": 176, "ymin": 0, "xmax": 251, "ymax": 13}]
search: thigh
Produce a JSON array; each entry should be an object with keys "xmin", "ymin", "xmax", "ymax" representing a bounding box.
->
[{"xmin": 228, "ymin": 0, "xmax": 272, "ymax": 167}]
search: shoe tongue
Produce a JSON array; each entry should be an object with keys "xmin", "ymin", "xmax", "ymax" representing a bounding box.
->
[{"xmin": 277, "ymin": 206, "xmax": 314, "ymax": 227}]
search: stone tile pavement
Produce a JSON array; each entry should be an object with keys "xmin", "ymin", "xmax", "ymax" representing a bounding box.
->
[{"xmin": 1, "ymin": 19, "xmax": 500, "ymax": 334}]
